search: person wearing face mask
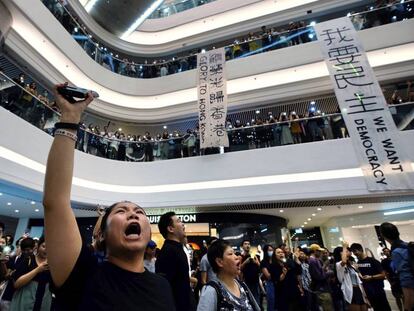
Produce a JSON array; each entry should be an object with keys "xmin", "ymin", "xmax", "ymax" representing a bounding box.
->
[
  {"xmin": 197, "ymin": 239, "xmax": 260, "ymax": 311},
  {"xmin": 42, "ymin": 84, "xmax": 175, "ymax": 310},
  {"xmin": 274, "ymin": 248, "xmax": 304, "ymax": 311},
  {"xmin": 260, "ymin": 245, "xmax": 277, "ymax": 311}
]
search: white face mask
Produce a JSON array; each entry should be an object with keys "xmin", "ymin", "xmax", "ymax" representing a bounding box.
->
[
  {"xmin": 267, "ymin": 251, "xmax": 274, "ymax": 257},
  {"xmin": 281, "ymin": 258, "xmax": 287, "ymax": 263}
]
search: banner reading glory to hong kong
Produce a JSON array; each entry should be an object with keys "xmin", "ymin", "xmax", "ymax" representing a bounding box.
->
[
  {"xmin": 315, "ymin": 17, "xmax": 414, "ymax": 191},
  {"xmin": 197, "ymin": 48, "xmax": 229, "ymax": 149}
]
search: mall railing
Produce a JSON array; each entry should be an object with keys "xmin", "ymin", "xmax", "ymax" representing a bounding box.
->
[
  {"xmin": 148, "ymin": 0, "xmax": 216, "ymax": 19},
  {"xmin": 41, "ymin": 0, "xmax": 414, "ymax": 79},
  {"xmin": 1, "ymin": 71, "xmax": 413, "ymax": 162}
]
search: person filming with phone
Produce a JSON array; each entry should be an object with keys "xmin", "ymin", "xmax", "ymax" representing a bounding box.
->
[{"xmin": 42, "ymin": 84, "xmax": 175, "ymax": 310}]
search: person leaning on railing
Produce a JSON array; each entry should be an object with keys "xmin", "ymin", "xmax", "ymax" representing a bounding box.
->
[{"xmin": 42, "ymin": 84, "xmax": 175, "ymax": 310}]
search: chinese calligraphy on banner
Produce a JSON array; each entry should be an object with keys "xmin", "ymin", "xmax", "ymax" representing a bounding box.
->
[
  {"xmin": 315, "ymin": 17, "xmax": 414, "ymax": 191},
  {"xmin": 197, "ymin": 48, "xmax": 229, "ymax": 149}
]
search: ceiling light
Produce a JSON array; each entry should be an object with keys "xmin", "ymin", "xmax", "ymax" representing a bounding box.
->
[
  {"xmin": 118, "ymin": 128, "xmax": 122, "ymax": 131},
  {"xmin": 7, "ymin": 202, "xmax": 11, "ymax": 206},
  {"xmin": 312, "ymin": 213, "xmax": 316, "ymax": 216},
  {"xmin": 163, "ymin": 125, "xmax": 167, "ymax": 129},
  {"xmin": 307, "ymin": 218, "xmax": 312, "ymax": 221},
  {"xmin": 35, "ymin": 209, "xmax": 40, "ymax": 212},
  {"xmin": 31, "ymin": 201, "xmax": 36, "ymax": 205},
  {"xmin": 304, "ymin": 222, "xmax": 308, "ymax": 224},
  {"xmin": 121, "ymin": 0, "xmax": 165, "ymax": 40},
  {"xmin": 301, "ymin": 225, "xmax": 305, "ymax": 228},
  {"xmin": 14, "ymin": 209, "xmax": 19, "ymax": 213},
  {"xmin": 255, "ymin": 110, "xmax": 260, "ymax": 114},
  {"xmin": 317, "ymin": 208, "xmax": 322, "ymax": 211},
  {"xmin": 279, "ymin": 209, "xmax": 284, "ymax": 213},
  {"xmin": 384, "ymin": 208, "xmax": 414, "ymax": 216},
  {"xmin": 358, "ymin": 205, "xmax": 363, "ymax": 209}
]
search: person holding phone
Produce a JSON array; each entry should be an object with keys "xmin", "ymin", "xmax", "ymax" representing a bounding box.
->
[
  {"xmin": 274, "ymin": 247, "xmax": 303, "ymax": 311},
  {"xmin": 42, "ymin": 84, "xmax": 174, "ymax": 310}
]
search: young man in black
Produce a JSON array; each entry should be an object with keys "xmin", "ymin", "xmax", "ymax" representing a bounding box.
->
[
  {"xmin": 350, "ymin": 243, "xmax": 391, "ymax": 311},
  {"xmin": 43, "ymin": 84, "xmax": 175, "ymax": 310},
  {"xmin": 156, "ymin": 212, "xmax": 195, "ymax": 311},
  {"xmin": 240, "ymin": 239, "xmax": 261, "ymax": 307}
]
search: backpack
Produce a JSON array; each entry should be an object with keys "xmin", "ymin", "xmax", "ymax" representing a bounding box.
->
[
  {"xmin": 206, "ymin": 280, "xmax": 259, "ymax": 311},
  {"xmin": 405, "ymin": 242, "xmax": 414, "ymax": 274},
  {"xmin": 394, "ymin": 241, "xmax": 414, "ymax": 276}
]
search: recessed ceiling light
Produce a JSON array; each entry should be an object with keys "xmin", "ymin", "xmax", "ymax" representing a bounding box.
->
[
  {"xmin": 7, "ymin": 202, "xmax": 11, "ymax": 206},
  {"xmin": 301, "ymin": 225, "xmax": 305, "ymax": 228},
  {"xmin": 317, "ymin": 208, "xmax": 322, "ymax": 211},
  {"xmin": 279, "ymin": 209, "xmax": 284, "ymax": 213},
  {"xmin": 307, "ymin": 218, "xmax": 312, "ymax": 221},
  {"xmin": 312, "ymin": 213, "xmax": 316, "ymax": 216},
  {"xmin": 358, "ymin": 205, "xmax": 363, "ymax": 209},
  {"xmin": 35, "ymin": 209, "xmax": 40, "ymax": 212},
  {"xmin": 304, "ymin": 222, "xmax": 308, "ymax": 224},
  {"xmin": 14, "ymin": 209, "xmax": 19, "ymax": 213},
  {"xmin": 31, "ymin": 201, "xmax": 36, "ymax": 205}
]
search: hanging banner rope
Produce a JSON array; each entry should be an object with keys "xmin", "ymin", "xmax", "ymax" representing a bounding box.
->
[
  {"xmin": 197, "ymin": 48, "xmax": 229, "ymax": 149},
  {"xmin": 315, "ymin": 17, "xmax": 414, "ymax": 191}
]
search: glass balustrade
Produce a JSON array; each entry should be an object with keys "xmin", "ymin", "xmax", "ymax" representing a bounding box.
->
[
  {"xmin": 40, "ymin": 0, "xmax": 414, "ymax": 79},
  {"xmin": 1, "ymin": 71, "xmax": 413, "ymax": 163},
  {"xmin": 148, "ymin": 0, "xmax": 217, "ymax": 19}
]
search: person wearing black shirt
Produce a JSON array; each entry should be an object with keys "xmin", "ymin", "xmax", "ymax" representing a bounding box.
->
[
  {"xmin": 260, "ymin": 245, "xmax": 277, "ymax": 311},
  {"xmin": 240, "ymin": 240, "xmax": 261, "ymax": 308},
  {"xmin": 156, "ymin": 212, "xmax": 195, "ymax": 311},
  {"xmin": 10, "ymin": 237, "xmax": 52, "ymax": 311},
  {"xmin": 350, "ymin": 243, "xmax": 391, "ymax": 311},
  {"xmin": 43, "ymin": 85, "xmax": 175, "ymax": 311},
  {"xmin": 381, "ymin": 248, "xmax": 403, "ymax": 311},
  {"xmin": 273, "ymin": 247, "xmax": 303, "ymax": 311}
]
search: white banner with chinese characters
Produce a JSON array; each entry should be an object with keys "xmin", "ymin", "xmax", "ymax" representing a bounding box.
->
[
  {"xmin": 197, "ymin": 48, "xmax": 229, "ymax": 148},
  {"xmin": 315, "ymin": 17, "xmax": 414, "ymax": 191}
]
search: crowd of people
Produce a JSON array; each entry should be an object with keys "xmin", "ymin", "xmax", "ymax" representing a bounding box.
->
[
  {"xmin": 0, "ymin": 85, "xmax": 413, "ymax": 311},
  {"xmin": 0, "ymin": 215, "xmax": 413, "ymax": 311},
  {"xmin": 41, "ymin": 0, "xmax": 414, "ymax": 79},
  {"xmin": 1, "ymin": 69, "xmax": 414, "ymax": 163}
]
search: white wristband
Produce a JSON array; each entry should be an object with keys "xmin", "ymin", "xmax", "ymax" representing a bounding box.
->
[{"xmin": 54, "ymin": 129, "xmax": 78, "ymax": 142}]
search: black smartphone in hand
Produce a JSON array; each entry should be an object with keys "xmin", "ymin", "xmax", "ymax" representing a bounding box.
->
[{"xmin": 57, "ymin": 85, "xmax": 99, "ymax": 102}]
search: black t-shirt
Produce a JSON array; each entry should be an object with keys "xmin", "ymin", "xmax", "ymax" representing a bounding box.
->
[
  {"xmin": 241, "ymin": 254, "xmax": 260, "ymax": 286},
  {"xmin": 155, "ymin": 239, "xmax": 195, "ymax": 311},
  {"xmin": 13, "ymin": 254, "xmax": 52, "ymax": 311},
  {"xmin": 356, "ymin": 257, "xmax": 385, "ymax": 293},
  {"xmin": 274, "ymin": 259, "xmax": 302, "ymax": 299},
  {"xmin": 260, "ymin": 259, "xmax": 278, "ymax": 283},
  {"xmin": 53, "ymin": 245, "xmax": 175, "ymax": 311}
]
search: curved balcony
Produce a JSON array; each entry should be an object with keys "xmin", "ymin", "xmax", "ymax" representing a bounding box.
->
[
  {"xmin": 1, "ymin": 70, "xmax": 413, "ymax": 164},
  {"xmin": 41, "ymin": 1, "xmax": 414, "ymax": 79}
]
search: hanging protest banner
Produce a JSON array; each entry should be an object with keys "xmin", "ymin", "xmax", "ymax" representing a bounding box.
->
[
  {"xmin": 197, "ymin": 48, "xmax": 229, "ymax": 148},
  {"xmin": 315, "ymin": 17, "xmax": 414, "ymax": 191}
]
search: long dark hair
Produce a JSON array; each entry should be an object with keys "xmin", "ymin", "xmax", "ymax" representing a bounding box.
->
[{"xmin": 262, "ymin": 244, "xmax": 275, "ymax": 264}]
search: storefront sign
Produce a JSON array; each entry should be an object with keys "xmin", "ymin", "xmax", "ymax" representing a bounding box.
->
[
  {"xmin": 315, "ymin": 17, "xmax": 414, "ymax": 191},
  {"xmin": 148, "ymin": 214, "xmax": 197, "ymax": 224},
  {"xmin": 197, "ymin": 48, "xmax": 229, "ymax": 148}
]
